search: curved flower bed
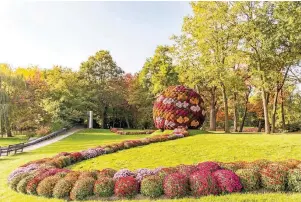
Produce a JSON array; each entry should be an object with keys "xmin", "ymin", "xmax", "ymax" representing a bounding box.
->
[{"xmin": 7, "ymin": 129, "xmax": 301, "ymax": 200}]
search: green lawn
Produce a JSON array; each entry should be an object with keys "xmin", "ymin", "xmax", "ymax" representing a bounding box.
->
[
  {"xmin": 0, "ymin": 136, "xmax": 27, "ymax": 147},
  {"xmin": 1, "ymin": 129, "xmax": 301, "ymax": 202}
]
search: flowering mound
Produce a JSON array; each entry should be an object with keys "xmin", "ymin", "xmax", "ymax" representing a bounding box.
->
[
  {"xmin": 114, "ymin": 176, "xmax": 139, "ymax": 198},
  {"xmin": 70, "ymin": 177, "xmax": 95, "ymax": 200},
  {"xmin": 177, "ymin": 164, "xmax": 198, "ymax": 177},
  {"xmin": 197, "ymin": 161, "xmax": 221, "ymax": 173},
  {"xmin": 212, "ymin": 169, "xmax": 242, "ymax": 193},
  {"xmin": 153, "ymin": 85, "xmax": 205, "ymax": 130},
  {"xmin": 163, "ymin": 173, "xmax": 189, "ymax": 198},
  {"xmin": 235, "ymin": 169, "xmax": 260, "ymax": 191},
  {"xmin": 189, "ymin": 170, "xmax": 220, "ymax": 196},
  {"xmin": 94, "ymin": 177, "xmax": 115, "ymax": 197},
  {"xmin": 287, "ymin": 169, "xmax": 301, "ymax": 192},
  {"xmin": 141, "ymin": 175, "xmax": 164, "ymax": 198},
  {"xmin": 260, "ymin": 163, "xmax": 288, "ymax": 191}
]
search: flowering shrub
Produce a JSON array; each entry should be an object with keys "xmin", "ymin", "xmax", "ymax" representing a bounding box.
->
[
  {"xmin": 98, "ymin": 168, "xmax": 117, "ymax": 178},
  {"xmin": 158, "ymin": 167, "xmax": 178, "ymax": 180},
  {"xmin": 69, "ymin": 152, "xmax": 83, "ymax": 162},
  {"xmin": 287, "ymin": 169, "xmax": 301, "ymax": 192},
  {"xmin": 163, "ymin": 173, "xmax": 189, "ymax": 198},
  {"xmin": 94, "ymin": 177, "xmax": 115, "ymax": 197},
  {"xmin": 17, "ymin": 175, "xmax": 35, "ymax": 194},
  {"xmin": 135, "ymin": 168, "xmax": 156, "ymax": 182},
  {"xmin": 219, "ymin": 162, "xmax": 244, "ymax": 172},
  {"xmin": 189, "ymin": 170, "xmax": 220, "ymax": 196},
  {"xmin": 260, "ymin": 163, "xmax": 288, "ymax": 191},
  {"xmin": 37, "ymin": 176, "xmax": 61, "ymax": 197},
  {"xmin": 9, "ymin": 173, "xmax": 32, "ymax": 191},
  {"xmin": 53, "ymin": 177, "xmax": 77, "ymax": 199},
  {"xmin": 153, "ymin": 85, "xmax": 205, "ymax": 130},
  {"xmin": 81, "ymin": 149, "xmax": 98, "ymax": 160},
  {"xmin": 235, "ymin": 169, "xmax": 260, "ymax": 191},
  {"xmin": 70, "ymin": 177, "xmax": 96, "ymax": 200},
  {"xmin": 141, "ymin": 175, "xmax": 163, "ymax": 198},
  {"xmin": 113, "ymin": 169, "xmax": 135, "ymax": 180},
  {"xmin": 177, "ymin": 165, "xmax": 198, "ymax": 178},
  {"xmin": 281, "ymin": 159, "xmax": 301, "ymax": 169},
  {"xmin": 114, "ymin": 176, "xmax": 139, "ymax": 198},
  {"xmin": 212, "ymin": 169, "xmax": 242, "ymax": 193},
  {"xmin": 78, "ymin": 171, "xmax": 98, "ymax": 180},
  {"xmin": 8, "ymin": 164, "xmax": 39, "ymax": 183},
  {"xmin": 197, "ymin": 161, "xmax": 221, "ymax": 174}
]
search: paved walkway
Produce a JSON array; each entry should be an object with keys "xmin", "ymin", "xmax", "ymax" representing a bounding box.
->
[{"xmin": 23, "ymin": 128, "xmax": 83, "ymax": 152}]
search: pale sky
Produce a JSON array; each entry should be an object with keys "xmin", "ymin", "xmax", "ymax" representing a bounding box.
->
[{"xmin": 0, "ymin": 1, "xmax": 191, "ymax": 73}]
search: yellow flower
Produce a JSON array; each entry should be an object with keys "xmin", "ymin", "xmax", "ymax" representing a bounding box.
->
[
  {"xmin": 177, "ymin": 116, "xmax": 184, "ymax": 124},
  {"xmin": 191, "ymin": 120, "xmax": 199, "ymax": 127}
]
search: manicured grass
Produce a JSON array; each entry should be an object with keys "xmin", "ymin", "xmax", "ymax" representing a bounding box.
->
[
  {"xmin": 0, "ymin": 129, "xmax": 301, "ymax": 202},
  {"xmin": 0, "ymin": 136, "xmax": 27, "ymax": 146}
]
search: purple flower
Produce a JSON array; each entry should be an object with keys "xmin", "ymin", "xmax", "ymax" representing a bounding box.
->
[
  {"xmin": 94, "ymin": 147, "xmax": 105, "ymax": 155},
  {"xmin": 8, "ymin": 163, "xmax": 40, "ymax": 183},
  {"xmin": 113, "ymin": 169, "xmax": 135, "ymax": 180},
  {"xmin": 80, "ymin": 149, "xmax": 98, "ymax": 159},
  {"xmin": 136, "ymin": 168, "xmax": 155, "ymax": 182}
]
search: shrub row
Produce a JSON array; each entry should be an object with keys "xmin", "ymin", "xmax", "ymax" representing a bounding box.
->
[
  {"xmin": 110, "ymin": 128, "xmax": 155, "ymax": 135},
  {"xmin": 8, "ymin": 159, "xmax": 301, "ymax": 200}
]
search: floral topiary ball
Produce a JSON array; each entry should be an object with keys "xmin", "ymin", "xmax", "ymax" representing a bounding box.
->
[{"xmin": 153, "ymin": 85, "xmax": 205, "ymax": 130}]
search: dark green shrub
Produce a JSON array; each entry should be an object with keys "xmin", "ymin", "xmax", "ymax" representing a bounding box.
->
[
  {"xmin": 16, "ymin": 175, "xmax": 35, "ymax": 193},
  {"xmin": 70, "ymin": 177, "xmax": 95, "ymax": 200},
  {"xmin": 141, "ymin": 175, "xmax": 163, "ymax": 198},
  {"xmin": 94, "ymin": 177, "xmax": 115, "ymax": 197},
  {"xmin": 235, "ymin": 169, "xmax": 260, "ymax": 191},
  {"xmin": 37, "ymin": 176, "xmax": 61, "ymax": 197},
  {"xmin": 287, "ymin": 169, "xmax": 301, "ymax": 192}
]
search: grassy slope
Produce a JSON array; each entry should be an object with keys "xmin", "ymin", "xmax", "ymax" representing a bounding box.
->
[
  {"xmin": 0, "ymin": 136, "xmax": 27, "ymax": 146},
  {"xmin": 0, "ymin": 129, "xmax": 300, "ymax": 202}
]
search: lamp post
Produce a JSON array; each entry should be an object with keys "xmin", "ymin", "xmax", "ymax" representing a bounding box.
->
[{"xmin": 88, "ymin": 111, "xmax": 93, "ymax": 128}]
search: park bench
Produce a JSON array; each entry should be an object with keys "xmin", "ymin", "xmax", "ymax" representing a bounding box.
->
[{"xmin": 0, "ymin": 143, "xmax": 24, "ymax": 156}]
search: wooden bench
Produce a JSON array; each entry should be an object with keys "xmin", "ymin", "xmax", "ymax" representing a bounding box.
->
[{"xmin": 0, "ymin": 143, "xmax": 24, "ymax": 156}]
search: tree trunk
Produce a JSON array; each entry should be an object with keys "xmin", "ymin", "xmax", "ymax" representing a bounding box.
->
[
  {"xmin": 281, "ymin": 89, "xmax": 286, "ymax": 130},
  {"xmin": 233, "ymin": 92, "xmax": 238, "ymax": 132},
  {"xmin": 258, "ymin": 119, "xmax": 263, "ymax": 132},
  {"xmin": 271, "ymin": 89, "xmax": 280, "ymax": 133},
  {"xmin": 262, "ymin": 90, "xmax": 270, "ymax": 134},
  {"xmin": 221, "ymin": 83, "xmax": 230, "ymax": 133},
  {"xmin": 239, "ymin": 88, "xmax": 251, "ymax": 132},
  {"xmin": 102, "ymin": 106, "xmax": 108, "ymax": 129},
  {"xmin": 209, "ymin": 87, "xmax": 217, "ymax": 131},
  {"xmin": 125, "ymin": 117, "xmax": 130, "ymax": 128}
]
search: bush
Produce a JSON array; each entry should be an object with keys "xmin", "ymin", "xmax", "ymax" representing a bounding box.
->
[
  {"xmin": 9, "ymin": 173, "xmax": 31, "ymax": 191},
  {"xmin": 70, "ymin": 177, "xmax": 96, "ymax": 200},
  {"xmin": 113, "ymin": 169, "xmax": 135, "ymax": 180},
  {"xmin": 36, "ymin": 126, "xmax": 51, "ymax": 137},
  {"xmin": 260, "ymin": 163, "xmax": 288, "ymax": 191},
  {"xmin": 69, "ymin": 152, "xmax": 83, "ymax": 162},
  {"xmin": 288, "ymin": 169, "xmax": 301, "ymax": 192},
  {"xmin": 281, "ymin": 159, "xmax": 301, "ymax": 169},
  {"xmin": 197, "ymin": 161, "xmax": 221, "ymax": 173},
  {"xmin": 212, "ymin": 169, "xmax": 242, "ymax": 193},
  {"xmin": 53, "ymin": 177, "xmax": 77, "ymax": 199},
  {"xmin": 58, "ymin": 156, "xmax": 71, "ymax": 167},
  {"xmin": 235, "ymin": 169, "xmax": 260, "ymax": 191},
  {"xmin": 16, "ymin": 175, "xmax": 34, "ymax": 193},
  {"xmin": 163, "ymin": 173, "xmax": 189, "ymax": 198},
  {"xmin": 114, "ymin": 176, "xmax": 139, "ymax": 198},
  {"xmin": 136, "ymin": 168, "xmax": 155, "ymax": 182},
  {"xmin": 158, "ymin": 167, "xmax": 177, "ymax": 180},
  {"xmin": 98, "ymin": 168, "xmax": 117, "ymax": 179},
  {"xmin": 37, "ymin": 176, "xmax": 61, "ymax": 197},
  {"xmin": 141, "ymin": 175, "xmax": 163, "ymax": 198},
  {"xmin": 177, "ymin": 165, "xmax": 198, "ymax": 178},
  {"xmin": 94, "ymin": 177, "xmax": 115, "ymax": 197},
  {"xmin": 78, "ymin": 171, "xmax": 98, "ymax": 180},
  {"xmin": 189, "ymin": 170, "xmax": 220, "ymax": 196},
  {"xmin": 219, "ymin": 162, "xmax": 243, "ymax": 172}
]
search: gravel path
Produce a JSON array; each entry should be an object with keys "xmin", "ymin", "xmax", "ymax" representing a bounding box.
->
[{"xmin": 23, "ymin": 128, "xmax": 83, "ymax": 152}]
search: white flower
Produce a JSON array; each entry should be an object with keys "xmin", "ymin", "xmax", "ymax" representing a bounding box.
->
[
  {"xmin": 183, "ymin": 101, "xmax": 189, "ymax": 108},
  {"xmin": 176, "ymin": 101, "xmax": 183, "ymax": 108},
  {"xmin": 190, "ymin": 105, "xmax": 201, "ymax": 112}
]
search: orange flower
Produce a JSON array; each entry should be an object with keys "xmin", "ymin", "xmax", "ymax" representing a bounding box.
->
[
  {"xmin": 190, "ymin": 97, "xmax": 199, "ymax": 105},
  {"xmin": 184, "ymin": 117, "xmax": 189, "ymax": 123},
  {"xmin": 177, "ymin": 116, "xmax": 184, "ymax": 124},
  {"xmin": 191, "ymin": 120, "xmax": 199, "ymax": 127}
]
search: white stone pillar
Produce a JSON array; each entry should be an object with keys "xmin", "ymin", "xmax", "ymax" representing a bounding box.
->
[{"xmin": 88, "ymin": 111, "xmax": 93, "ymax": 128}]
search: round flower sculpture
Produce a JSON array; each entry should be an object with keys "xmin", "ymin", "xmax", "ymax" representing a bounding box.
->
[{"xmin": 153, "ymin": 85, "xmax": 205, "ymax": 130}]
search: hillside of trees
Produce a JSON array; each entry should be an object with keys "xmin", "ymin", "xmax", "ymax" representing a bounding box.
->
[{"xmin": 1, "ymin": 1, "xmax": 301, "ymax": 137}]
